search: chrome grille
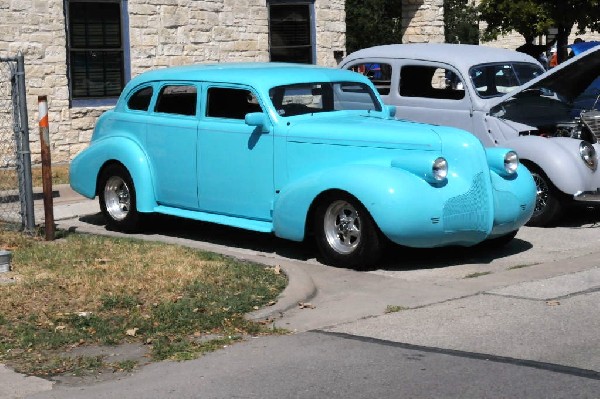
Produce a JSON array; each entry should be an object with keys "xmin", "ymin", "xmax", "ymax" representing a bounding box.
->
[
  {"xmin": 443, "ymin": 172, "xmax": 490, "ymax": 232},
  {"xmin": 581, "ymin": 109, "xmax": 600, "ymax": 140}
]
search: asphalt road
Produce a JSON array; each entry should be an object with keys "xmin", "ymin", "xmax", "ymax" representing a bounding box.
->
[{"xmin": 13, "ymin": 190, "xmax": 600, "ymax": 398}]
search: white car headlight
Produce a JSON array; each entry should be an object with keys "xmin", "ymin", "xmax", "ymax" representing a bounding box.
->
[
  {"xmin": 432, "ymin": 157, "xmax": 448, "ymax": 181},
  {"xmin": 579, "ymin": 141, "xmax": 597, "ymax": 170},
  {"xmin": 504, "ymin": 151, "xmax": 519, "ymax": 174}
]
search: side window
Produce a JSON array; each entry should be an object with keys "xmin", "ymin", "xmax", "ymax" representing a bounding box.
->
[
  {"xmin": 349, "ymin": 63, "xmax": 393, "ymax": 95},
  {"xmin": 127, "ymin": 86, "xmax": 153, "ymax": 111},
  {"xmin": 207, "ymin": 88, "xmax": 262, "ymax": 119},
  {"xmin": 155, "ymin": 85, "xmax": 197, "ymax": 116},
  {"xmin": 400, "ymin": 65, "xmax": 465, "ymax": 100}
]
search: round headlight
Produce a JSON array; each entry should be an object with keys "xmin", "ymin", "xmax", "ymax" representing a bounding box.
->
[
  {"xmin": 579, "ymin": 141, "xmax": 597, "ymax": 170},
  {"xmin": 504, "ymin": 151, "xmax": 519, "ymax": 174},
  {"xmin": 432, "ymin": 157, "xmax": 448, "ymax": 181}
]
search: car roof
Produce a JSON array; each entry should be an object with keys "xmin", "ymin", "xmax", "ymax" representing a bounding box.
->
[
  {"xmin": 124, "ymin": 62, "xmax": 366, "ymax": 92},
  {"xmin": 342, "ymin": 43, "xmax": 541, "ymax": 71}
]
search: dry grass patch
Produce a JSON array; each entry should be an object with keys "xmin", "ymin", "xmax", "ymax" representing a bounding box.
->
[
  {"xmin": 0, "ymin": 230, "xmax": 287, "ymax": 376},
  {"xmin": 32, "ymin": 164, "xmax": 70, "ymax": 187},
  {"xmin": 0, "ymin": 164, "xmax": 69, "ymax": 193}
]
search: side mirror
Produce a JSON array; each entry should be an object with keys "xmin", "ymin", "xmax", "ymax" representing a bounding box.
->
[
  {"xmin": 386, "ymin": 105, "xmax": 396, "ymax": 118},
  {"xmin": 245, "ymin": 112, "xmax": 268, "ymax": 132}
]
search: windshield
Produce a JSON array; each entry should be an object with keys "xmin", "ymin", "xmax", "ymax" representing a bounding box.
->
[
  {"xmin": 269, "ymin": 82, "xmax": 382, "ymax": 117},
  {"xmin": 469, "ymin": 62, "xmax": 544, "ymax": 98}
]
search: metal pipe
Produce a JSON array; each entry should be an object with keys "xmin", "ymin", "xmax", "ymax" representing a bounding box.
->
[
  {"xmin": 16, "ymin": 53, "xmax": 35, "ymax": 232},
  {"xmin": 38, "ymin": 95, "xmax": 54, "ymax": 241}
]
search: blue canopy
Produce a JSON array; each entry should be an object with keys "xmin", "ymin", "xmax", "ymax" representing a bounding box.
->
[{"xmin": 568, "ymin": 41, "xmax": 600, "ymax": 56}]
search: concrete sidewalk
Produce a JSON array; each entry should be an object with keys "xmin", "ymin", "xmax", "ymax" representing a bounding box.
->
[{"xmin": 6, "ymin": 184, "xmax": 600, "ymax": 397}]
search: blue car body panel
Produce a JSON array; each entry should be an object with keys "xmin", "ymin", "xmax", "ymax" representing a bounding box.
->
[{"xmin": 70, "ymin": 62, "xmax": 535, "ymax": 249}]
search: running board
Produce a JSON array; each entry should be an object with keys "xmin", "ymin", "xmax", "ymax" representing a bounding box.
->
[{"xmin": 153, "ymin": 205, "xmax": 273, "ymax": 233}]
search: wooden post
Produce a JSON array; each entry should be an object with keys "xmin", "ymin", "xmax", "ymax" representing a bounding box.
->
[{"xmin": 38, "ymin": 96, "xmax": 54, "ymax": 241}]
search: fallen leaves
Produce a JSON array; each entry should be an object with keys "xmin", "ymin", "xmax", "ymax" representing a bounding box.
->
[
  {"xmin": 126, "ymin": 328, "xmax": 139, "ymax": 337},
  {"xmin": 298, "ymin": 302, "xmax": 315, "ymax": 309},
  {"xmin": 268, "ymin": 265, "xmax": 282, "ymax": 275}
]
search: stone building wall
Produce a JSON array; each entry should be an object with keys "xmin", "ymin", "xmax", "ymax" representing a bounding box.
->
[
  {"xmin": 0, "ymin": 0, "xmax": 345, "ymax": 164},
  {"xmin": 402, "ymin": 0, "xmax": 445, "ymax": 44}
]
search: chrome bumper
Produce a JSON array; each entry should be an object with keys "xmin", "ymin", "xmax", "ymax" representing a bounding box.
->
[{"xmin": 573, "ymin": 190, "xmax": 600, "ymax": 202}]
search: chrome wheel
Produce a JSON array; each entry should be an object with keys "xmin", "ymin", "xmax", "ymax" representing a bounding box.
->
[
  {"xmin": 531, "ymin": 172, "xmax": 549, "ymax": 218},
  {"xmin": 104, "ymin": 176, "xmax": 131, "ymax": 221},
  {"xmin": 323, "ymin": 200, "xmax": 362, "ymax": 254}
]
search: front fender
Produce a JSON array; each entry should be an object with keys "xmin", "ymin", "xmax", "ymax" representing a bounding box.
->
[
  {"xmin": 273, "ymin": 164, "xmax": 458, "ymax": 246},
  {"xmin": 488, "ymin": 164, "xmax": 536, "ymax": 237},
  {"xmin": 503, "ymin": 136, "xmax": 600, "ymax": 195},
  {"xmin": 69, "ymin": 136, "xmax": 157, "ymax": 212}
]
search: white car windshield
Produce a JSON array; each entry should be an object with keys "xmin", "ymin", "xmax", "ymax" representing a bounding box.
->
[
  {"xmin": 269, "ymin": 82, "xmax": 382, "ymax": 117},
  {"xmin": 469, "ymin": 63, "xmax": 545, "ymax": 98}
]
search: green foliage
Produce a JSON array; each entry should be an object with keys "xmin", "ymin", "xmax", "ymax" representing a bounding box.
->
[
  {"xmin": 346, "ymin": 0, "xmax": 403, "ymax": 54},
  {"xmin": 478, "ymin": 0, "xmax": 600, "ymax": 61},
  {"xmin": 444, "ymin": 0, "xmax": 480, "ymax": 44},
  {"xmin": 478, "ymin": 0, "xmax": 550, "ymax": 41}
]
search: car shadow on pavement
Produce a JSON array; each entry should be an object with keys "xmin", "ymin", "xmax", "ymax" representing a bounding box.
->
[
  {"xmin": 79, "ymin": 212, "xmax": 316, "ymax": 262},
  {"xmin": 78, "ymin": 212, "xmax": 536, "ymax": 272},
  {"xmin": 376, "ymin": 238, "xmax": 533, "ymax": 272}
]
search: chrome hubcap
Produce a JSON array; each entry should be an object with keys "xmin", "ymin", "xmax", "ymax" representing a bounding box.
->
[
  {"xmin": 324, "ymin": 200, "xmax": 361, "ymax": 254},
  {"xmin": 104, "ymin": 176, "xmax": 131, "ymax": 221},
  {"xmin": 532, "ymin": 172, "xmax": 548, "ymax": 217}
]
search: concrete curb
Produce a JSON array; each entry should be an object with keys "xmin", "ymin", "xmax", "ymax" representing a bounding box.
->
[{"xmin": 246, "ymin": 262, "xmax": 317, "ymax": 322}]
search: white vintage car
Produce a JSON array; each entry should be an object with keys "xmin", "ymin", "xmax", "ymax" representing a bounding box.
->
[{"xmin": 340, "ymin": 43, "xmax": 600, "ymax": 226}]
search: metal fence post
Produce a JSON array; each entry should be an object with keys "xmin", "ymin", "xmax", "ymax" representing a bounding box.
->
[{"xmin": 15, "ymin": 53, "xmax": 35, "ymax": 232}]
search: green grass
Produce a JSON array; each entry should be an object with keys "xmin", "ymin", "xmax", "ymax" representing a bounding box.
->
[
  {"xmin": 507, "ymin": 263, "xmax": 538, "ymax": 270},
  {"xmin": 463, "ymin": 271, "xmax": 492, "ymax": 279},
  {"xmin": 385, "ymin": 305, "xmax": 408, "ymax": 313},
  {"xmin": 0, "ymin": 230, "xmax": 287, "ymax": 376}
]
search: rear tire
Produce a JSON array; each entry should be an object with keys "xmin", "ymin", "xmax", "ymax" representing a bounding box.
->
[
  {"xmin": 99, "ymin": 164, "xmax": 140, "ymax": 232},
  {"xmin": 313, "ymin": 192, "xmax": 382, "ymax": 269}
]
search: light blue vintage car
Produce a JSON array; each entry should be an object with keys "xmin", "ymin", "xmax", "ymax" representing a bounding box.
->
[{"xmin": 69, "ymin": 63, "xmax": 536, "ymax": 268}]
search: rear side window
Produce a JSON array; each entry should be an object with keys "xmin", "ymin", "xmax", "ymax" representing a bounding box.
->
[
  {"xmin": 127, "ymin": 86, "xmax": 153, "ymax": 111},
  {"xmin": 206, "ymin": 87, "xmax": 262, "ymax": 119},
  {"xmin": 155, "ymin": 85, "xmax": 197, "ymax": 116},
  {"xmin": 349, "ymin": 62, "xmax": 393, "ymax": 95},
  {"xmin": 400, "ymin": 65, "xmax": 465, "ymax": 100}
]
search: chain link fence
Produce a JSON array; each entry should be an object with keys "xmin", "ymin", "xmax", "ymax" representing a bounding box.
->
[{"xmin": 0, "ymin": 54, "xmax": 35, "ymax": 231}]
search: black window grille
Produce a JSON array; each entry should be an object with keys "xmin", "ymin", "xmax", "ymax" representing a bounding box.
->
[
  {"xmin": 269, "ymin": 3, "xmax": 314, "ymax": 64},
  {"xmin": 66, "ymin": 0, "xmax": 125, "ymax": 99}
]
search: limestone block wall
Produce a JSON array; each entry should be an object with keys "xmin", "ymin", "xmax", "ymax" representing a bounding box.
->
[
  {"xmin": 0, "ymin": 0, "xmax": 345, "ymax": 164},
  {"xmin": 402, "ymin": 0, "xmax": 445, "ymax": 44}
]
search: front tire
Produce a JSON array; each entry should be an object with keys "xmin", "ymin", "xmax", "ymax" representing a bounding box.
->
[
  {"xmin": 479, "ymin": 230, "xmax": 518, "ymax": 249},
  {"xmin": 99, "ymin": 164, "xmax": 140, "ymax": 232},
  {"xmin": 524, "ymin": 164, "xmax": 563, "ymax": 227},
  {"xmin": 313, "ymin": 193, "xmax": 382, "ymax": 269}
]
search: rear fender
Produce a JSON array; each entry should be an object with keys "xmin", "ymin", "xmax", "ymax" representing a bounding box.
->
[{"xmin": 69, "ymin": 137, "xmax": 157, "ymax": 212}]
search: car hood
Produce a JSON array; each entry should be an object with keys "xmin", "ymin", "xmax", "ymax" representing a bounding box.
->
[
  {"xmin": 285, "ymin": 113, "xmax": 442, "ymax": 151},
  {"xmin": 489, "ymin": 45, "xmax": 600, "ymax": 109}
]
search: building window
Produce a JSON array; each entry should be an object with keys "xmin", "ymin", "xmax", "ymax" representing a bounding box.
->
[
  {"xmin": 268, "ymin": 1, "xmax": 315, "ymax": 64},
  {"xmin": 65, "ymin": 0, "xmax": 130, "ymax": 105}
]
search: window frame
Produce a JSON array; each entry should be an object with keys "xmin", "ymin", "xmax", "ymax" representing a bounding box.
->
[
  {"xmin": 267, "ymin": 0, "xmax": 316, "ymax": 64},
  {"xmin": 64, "ymin": 0, "xmax": 131, "ymax": 108}
]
